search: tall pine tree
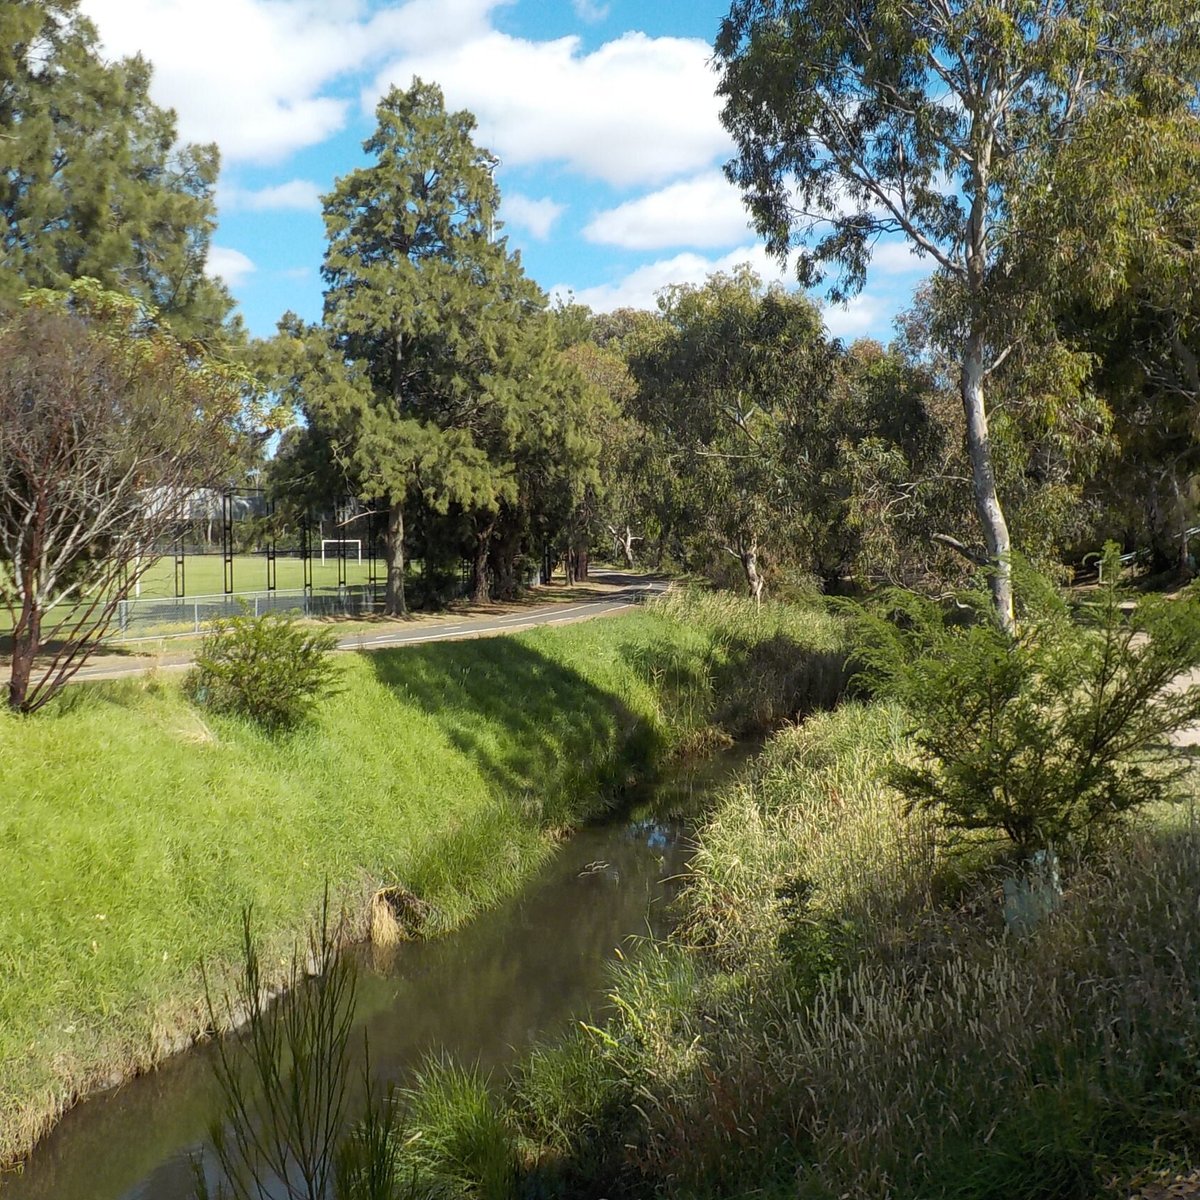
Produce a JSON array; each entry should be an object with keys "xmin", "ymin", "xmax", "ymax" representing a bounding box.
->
[
  {"xmin": 1, "ymin": 0, "xmax": 233, "ymax": 340},
  {"xmin": 301, "ymin": 79, "xmax": 555, "ymax": 614}
]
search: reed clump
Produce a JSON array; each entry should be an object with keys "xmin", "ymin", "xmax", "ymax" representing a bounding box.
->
[
  {"xmin": 403, "ymin": 703, "xmax": 1200, "ymax": 1198},
  {"xmin": 1, "ymin": 592, "xmax": 838, "ymax": 1171}
]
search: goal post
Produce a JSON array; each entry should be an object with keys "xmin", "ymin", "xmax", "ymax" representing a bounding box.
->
[{"xmin": 320, "ymin": 539, "xmax": 362, "ymax": 563}]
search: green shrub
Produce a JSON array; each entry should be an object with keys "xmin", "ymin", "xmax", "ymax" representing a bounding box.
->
[
  {"xmin": 466, "ymin": 705, "xmax": 1200, "ymax": 1199},
  {"xmin": 400, "ymin": 1059, "xmax": 519, "ymax": 1200},
  {"xmin": 847, "ymin": 548, "xmax": 1200, "ymax": 855},
  {"xmin": 185, "ymin": 609, "xmax": 339, "ymax": 731}
]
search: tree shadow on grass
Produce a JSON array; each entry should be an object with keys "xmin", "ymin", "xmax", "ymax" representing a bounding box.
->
[
  {"xmin": 368, "ymin": 637, "xmax": 663, "ymax": 823},
  {"xmin": 621, "ymin": 632, "xmax": 851, "ymax": 740},
  {"xmin": 711, "ymin": 634, "xmax": 851, "ymax": 736}
]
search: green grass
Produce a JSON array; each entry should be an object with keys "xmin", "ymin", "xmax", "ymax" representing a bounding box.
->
[
  {"xmin": 134, "ymin": 553, "xmax": 378, "ymax": 598},
  {"xmin": 399, "ymin": 702, "xmax": 1200, "ymax": 1199},
  {"xmin": 0, "ymin": 591, "xmax": 844, "ymax": 1169},
  {"xmin": 0, "ymin": 554, "xmax": 386, "ymax": 642}
]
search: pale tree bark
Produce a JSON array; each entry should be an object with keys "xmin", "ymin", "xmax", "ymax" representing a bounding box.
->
[
  {"xmin": 383, "ymin": 497, "xmax": 407, "ymax": 616},
  {"xmin": 726, "ymin": 536, "xmax": 765, "ymax": 604},
  {"xmin": 1170, "ymin": 473, "xmax": 1194, "ymax": 579},
  {"xmin": 962, "ymin": 325, "xmax": 1014, "ymax": 631},
  {"xmin": 607, "ymin": 523, "xmax": 641, "ymax": 569},
  {"xmin": 963, "ymin": 139, "xmax": 1015, "ymax": 634}
]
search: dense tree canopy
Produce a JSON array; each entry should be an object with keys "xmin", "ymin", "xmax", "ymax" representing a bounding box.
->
[
  {"xmin": 1, "ymin": 0, "xmax": 234, "ymax": 341},
  {"xmin": 1022, "ymin": 84, "xmax": 1200, "ymax": 571},
  {"xmin": 626, "ymin": 270, "xmax": 833, "ymax": 600},
  {"xmin": 274, "ymin": 80, "xmax": 604, "ymax": 611},
  {"xmin": 715, "ymin": 0, "xmax": 1198, "ymax": 628}
]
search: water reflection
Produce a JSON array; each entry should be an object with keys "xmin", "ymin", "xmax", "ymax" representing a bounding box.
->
[{"xmin": 3, "ymin": 748, "xmax": 749, "ymax": 1200}]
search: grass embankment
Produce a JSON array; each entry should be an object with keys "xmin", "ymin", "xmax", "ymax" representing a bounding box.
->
[
  {"xmin": 0, "ymin": 591, "xmax": 845, "ymax": 1171},
  {"xmin": 400, "ymin": 703, "xmax": 1200, "ymax": 1199}
]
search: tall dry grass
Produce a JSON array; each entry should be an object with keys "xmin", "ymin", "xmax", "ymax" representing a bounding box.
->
[
  {"xmin": 410, "ymin": 704, "xmax": 1200, "ymax": 1199},
  {"xmin": 0, "ymin": 591, "xmax": 839, "ymax": 1170}
]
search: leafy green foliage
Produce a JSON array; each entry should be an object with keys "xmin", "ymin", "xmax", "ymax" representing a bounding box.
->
[
  {"xmin": 848, "ymin": 549, "xmax": 1200, "ymax": 853},
  {"xmin": 715, "ymin": 0, "xmax": 1196, "ymax": 628},
  {"xmin": 0, "ymin": 1, "xmax": 234, "ymax": 341},
  {"xmin": 627, "ymin": 268, "xmax": 834, "ymax": 599},
  {"xmin": 1018, "ymin": 86, "xmax": 1200, "ymax": 570},
  {"xmin": 186, "ymin": 611, "xmax": 340, "ymax": 732},
  {"xmin": 273, "ymin": 80, "xmax": 599, "ymax": 613}
]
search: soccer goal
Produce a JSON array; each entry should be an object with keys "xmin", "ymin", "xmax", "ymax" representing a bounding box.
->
[{"xmin": 320, "ymin": 538, "xmax": 362, "ymax": 563}]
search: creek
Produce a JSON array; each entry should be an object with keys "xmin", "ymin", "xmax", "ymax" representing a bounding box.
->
[{"xmin": 3, "ymin": 745, "xmax": 751, "ymax": 1199}]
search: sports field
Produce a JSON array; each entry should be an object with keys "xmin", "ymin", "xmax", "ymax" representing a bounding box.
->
[
  {"xmin": 0, "ymin": 553, "xmax": 401, "ymax": 641},
  {"xmin": 134, "ymin": 552, "xmax": 378, "ymax": 598}
]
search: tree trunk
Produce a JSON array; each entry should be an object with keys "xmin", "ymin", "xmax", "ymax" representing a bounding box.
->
[
  {"xmin": 962, "ymin": 326, "xmax": 1014, "ymax": 633},
  {"xmin": 1169, "ymin": 473, "xmax": 1194, "ymax": 579},
  {"xmin": 489, "ymin": 518, "xmax": 521, "ymax": 601},
  {"xmin": 383, "ymin": 497, "xmax": 407, "ymax": 617},
  {"xmin": 609, "ymin": 524, "xmax": 638, "ymax": 568},
  {"xmin": 739, "ymin": 539, "xmax": 765, "ymax": 605},
  {"xmin": 471, "ymin": 518, "xmax": 496, "ymax": 605},
  {"xmin": 8, "ymin": 598, "xmax": 40, "ymax": 712}
]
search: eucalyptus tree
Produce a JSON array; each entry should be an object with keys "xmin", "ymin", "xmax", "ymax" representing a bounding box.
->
[
  {"xmin": 1, "ymin": 0, "xmax": 233, "ymax": 340},
  {"xmin": 298, "ymin": 80, "xmax": 549, "ymax": 615},
  {"xmin": 716, "ymin": 0, "xmax": 1195, "ymax": 629},
  {"xmin": 630, "ymin": 269, "xmax": 833, "ymax": 600},
  {"xmin": 1019, "ymin": 75, "xmax": 1200, "ymax": 572},
  {"xmin": 816, "ymin": 338, "xmax": 970, "ymax": 589}
]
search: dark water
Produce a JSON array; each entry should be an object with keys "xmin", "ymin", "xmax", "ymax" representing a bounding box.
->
[{"xmin": 2, "ymin": 749, "xmax": 749, "ymax": 1200}]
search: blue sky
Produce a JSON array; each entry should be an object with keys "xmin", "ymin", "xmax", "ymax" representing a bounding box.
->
[{"xmin": 81, "ymin": 0, "xmax": 929, "ymax": 342}]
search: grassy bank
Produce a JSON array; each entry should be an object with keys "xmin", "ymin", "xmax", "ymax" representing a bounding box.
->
[
  {"xmin": 398, "ymin": 702, "xmax": 1200, "ymax": 1199},
  {"xmin": 0, "ymin": 591, "xmax": 843, "ymax": 1171}
]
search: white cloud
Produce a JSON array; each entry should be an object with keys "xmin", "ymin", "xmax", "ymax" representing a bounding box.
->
[
  {"xmin": 80, "ymin": 2, "xmax": 729, "ymax": 186},
  {"xmin": 868, "ymin": 238, "xmax": 928, "ymax": 275},
  {"xmin": 502, "ymin": 193, "xmax": 566, "ymax": 240},
  {"xmin": 220, "ymin": 179, "xmax": 324, "ymax": 212},
  {"xmin": 553, "ymin": 243, "xmax": 916, "ymax": 343},
  {"xmin": 572, "ymin": 0, "xmax": 610, "ymax": 20},
  {"xmin": 821, "ymin": 293, "xmax": 889, "ymax": 340},
  {"xmin": 371, "ymin": 31, "xmax": 730, "ymax": 186},
  {"xmin": 552, "ymin": 244, "xmax": 791, "ymax": 313},
  {"xmin": 80, "ymin": 0, "xmax": 511, "ymax": 164},
  {"xmin": 206, "ymin": 246, "xmax": 256, "ymax": 287},
  {"xmin": 584, "ymin": 171, "xmax": 753, "ymax": 250}
]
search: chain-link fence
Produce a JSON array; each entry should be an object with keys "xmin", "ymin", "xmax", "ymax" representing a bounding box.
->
[{"xmin": 111, "ymin": 587, "xmax": 379, "ymax": 640}]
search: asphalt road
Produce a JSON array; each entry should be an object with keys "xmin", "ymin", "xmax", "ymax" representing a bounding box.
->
[{"xmin": 67, "ymin": 575, "xmax": 671, "ymax": 685}]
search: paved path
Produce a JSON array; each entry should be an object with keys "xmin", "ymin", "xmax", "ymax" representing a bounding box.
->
[
  {"xmin": 67, "ymin": 574, "xmax": 670, "ymax": 685},
  {"xmin": 1169, "ymin": 665, "xmax": 1200, "ymax": 748}
]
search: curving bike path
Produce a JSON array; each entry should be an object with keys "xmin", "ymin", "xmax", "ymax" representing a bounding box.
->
[{"xmin": 66, "ymin": 574, "xmax": 671, "ymax": 686}]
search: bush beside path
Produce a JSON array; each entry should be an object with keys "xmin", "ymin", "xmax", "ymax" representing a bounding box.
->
[{"xmin": 0, "ymin": 591, "xmax": 843, "ymax": 1172}]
